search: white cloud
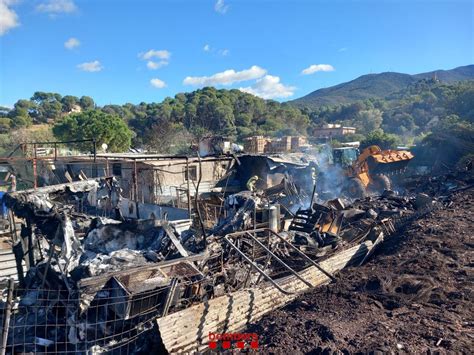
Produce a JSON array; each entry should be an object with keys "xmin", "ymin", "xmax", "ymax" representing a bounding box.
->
[
  {"xmin": 240, "ymin": 75, "xmax": 295, "ymax": 100},
  {"xmin": 147, "ymin": 60, "xmax": 168, "ymax": 70},
  {"xmin": 64, "ymin": 37, "xmax": 80, "ymax": 49},
  {"xmin": 150, "ymin": 78, "xmax": 166, "ymax": 89},
  {"xmin": 219, "ymin": 49, "xmax": 230, "ymax": 56},
  {"xmin": 37, "ymin": 0, "xmax": 77, "ymax": 14},
  {"xmin": 138, "ymin": 49, "xmax": 170, "ymax": 70},
  {"xmin": 0, "ymin": 0, "xmax": 20, "ymax": 36},
  {"xmin": 301, "ymin": 64, "xmax": 335, "ymax": 75},
  {"xmin": 77, "ymin": 60, "xmax": 103, "ymax": 72},
  {"xmin": 183, "ymin": 65, "xmax": 266, "ymax": 86},
  {"xmin": 139, "ymin": 49, "xmax": 170, "ymax": 61},
  {"xmin": 203, "ymin": 44, "xmax": 229, "ymax": 56},
  {"xmin": 214, "ymin": 0, "xmax": 229, "ymax": 14}
]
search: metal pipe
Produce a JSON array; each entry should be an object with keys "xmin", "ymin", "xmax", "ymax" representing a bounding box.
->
[
  {"xmin": 21, "ymin": 139, "xmax": 95, "ymax": 145},
  {"xmin": 244, "ymin": 232, "xmax": 313, "ymax": 288},
  {"xmin": 265, "ymin": 229, "xmax": 336, "ymax": 281},
  {"xmin": 223, "ymin": 236, "xmax": 293, "ymax": 295},
  {"xmin": 225, "ymin": 228, "xmax": 335, "ymax": 281}
]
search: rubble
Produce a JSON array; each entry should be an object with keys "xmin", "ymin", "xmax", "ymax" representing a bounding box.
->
[
  {"xmin": 246, "ymin": 187, "xmax": 474, "ymax": 354},
  {"xmin": 0, "ymin": 154, "xmax": 469, "ymax": 354}
]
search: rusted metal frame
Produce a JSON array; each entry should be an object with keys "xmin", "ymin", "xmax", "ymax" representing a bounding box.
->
[
  {"xmin": 102, "ymin": 155, "xmax": 233, "ymax": 162},
  {"xmin": 0, "ymin": 153, "xmax": 232, "ymax": 174},
  {"xmin": 243, "ymin": 231, "xmax": 314, "ymax": 288},
  {"xmin": 254, "ymin": 248, "xmax": 273, "ymax": 283},
  {"xmin": 21, "ymin": 138, "xmax": 96, "ymax": 146},
  {"xmin": 0, "ymin": 278, "xmax": 14, "ymax": 355},
  {"xmin": 223, "ymin": 236, "xmax": 293, "ymax": 295},
  {"xmin": 253, "ymin": 250, "xmax": 275, "ymax": 286},
  {"xmin": 242, "ymin": 233, "xmax": 260, "ymax": 287},
  {"xmin": 265, "ymin": 228, "xmax": 336, "ymax": 282},
  {"xmin": 6, "ymin": 144, "xmax": 21, "ymax": 158}
]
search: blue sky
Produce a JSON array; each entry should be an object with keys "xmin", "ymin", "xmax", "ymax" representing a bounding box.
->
[{"xmin": 0, "ymin": 0, "xmax": 472, "ymax": 107}]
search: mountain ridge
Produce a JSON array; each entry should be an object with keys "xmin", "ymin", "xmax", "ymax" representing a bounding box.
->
[{"xmin": 289, "ymin": 64, "xmax": 474, "ymax": 109}]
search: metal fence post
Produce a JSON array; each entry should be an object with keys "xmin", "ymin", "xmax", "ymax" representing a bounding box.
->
[{"xmin": 0, "ymin": 278, "xmax": 14, "ymax": 355}]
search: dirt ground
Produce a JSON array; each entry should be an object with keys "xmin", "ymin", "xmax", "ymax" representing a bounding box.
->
[{"xmin": 247, "ymin": 188, "xmax": 474, "ymax": 354}]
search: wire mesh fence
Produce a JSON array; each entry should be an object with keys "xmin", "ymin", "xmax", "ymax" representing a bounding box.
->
[{"xmin": 0, "ymin": 283, "xmax": 175, "ymax": 354}]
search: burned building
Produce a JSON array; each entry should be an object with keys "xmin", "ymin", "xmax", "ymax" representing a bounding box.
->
[
  {"xmin": 0, "ymin": 162, "xmax": 443, "ymax": 353},
  {"xmin": 0, "ymin": 139, "xmax": 458, "ymax": 354}
]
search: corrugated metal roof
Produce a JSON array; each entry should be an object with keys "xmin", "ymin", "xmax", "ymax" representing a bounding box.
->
[{"xmin": 241, "ymin": 153, "xmax": 316, "ymax": 167}]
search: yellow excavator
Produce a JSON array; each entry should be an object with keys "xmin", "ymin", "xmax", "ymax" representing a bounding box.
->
[{"xmin": 332, "ymin": 145, "xmax": 414, "ymax": 198}]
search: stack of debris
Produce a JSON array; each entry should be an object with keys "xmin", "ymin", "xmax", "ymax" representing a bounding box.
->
[
  {"xmin": 0, "ymin": 179, "xmax": 206, "ymax": 353},
  {"xmin": 0, "ymin": 169, "xmax": 446, "ymax": 353}
]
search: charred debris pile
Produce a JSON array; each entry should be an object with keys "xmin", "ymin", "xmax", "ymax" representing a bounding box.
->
[{"xmin": 0, "ymin": 155, "xmax": 471, "ymax": 353}]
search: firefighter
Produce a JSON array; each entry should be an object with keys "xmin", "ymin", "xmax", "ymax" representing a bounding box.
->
[{"xmin": 246, "ymin": 175, "xmax": 259, "ymax": 192}]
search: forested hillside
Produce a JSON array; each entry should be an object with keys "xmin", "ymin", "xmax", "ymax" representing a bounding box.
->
[
  {"xmin": 304, "ymin": 79, "xmax": 474, "ymax": 141},
  {"xmin": 1, "ymin": 71, "xmax": 473, "ymax": 171},
  {"xmin": 290, "ymin": 65, "xmax": 474, "ymax": 108},
  {"xmin": 0, "ymin": 87, "xmax": 309, "ymax": 154}
]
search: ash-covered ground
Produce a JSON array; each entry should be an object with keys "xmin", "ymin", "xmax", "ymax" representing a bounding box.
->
[{"xmin": 246, "ymin": 188, "xmax": 473, "ymax": 353}]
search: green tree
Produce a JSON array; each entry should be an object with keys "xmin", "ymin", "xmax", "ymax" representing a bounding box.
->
[
  {"xmin": 53, "ymin": 110, "xmax": 133, "ymax": 152},
  {"xmin": 356, "ymin": 109, "xmax": 383, "ymax": 133},
  {"xmin": 415, "ymin": 116, "xmax": 474, "ymax": 169},
  {"xmin": 30, "ymin": 92, "xmax": 63, "ymax": 122},
  {"xmin": 0, "ymin": 118, "xmax": 11, "ymax": 133},
  {"xmin": 0, "ymin": 106, "xmax": 11, "ymax": 118},
  {"xmin": 8, "ymin": 100, "xmax": 35, "ymax": 128},
  {"xmin": 79, "ymin": 96, "xmax": 95, "ymax": 110},
  {"xmin": 360, "ymin": 129, "xmax": 401, "ymax": 150},
  {"xmin": 61, "ymin": 95, "xmax": 79, "ymax": 112}
]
